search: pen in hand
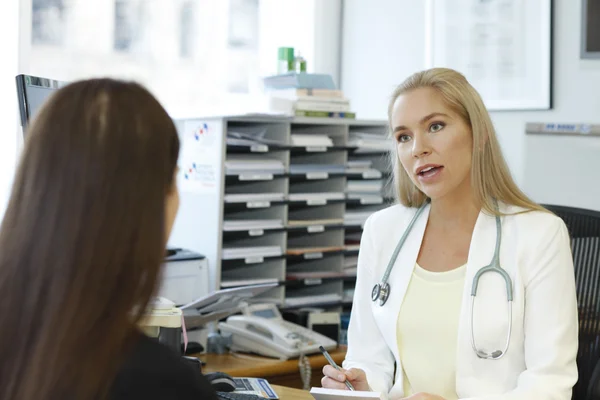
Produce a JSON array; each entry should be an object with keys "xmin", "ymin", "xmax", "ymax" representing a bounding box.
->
[{"xmin": 319, "ymin": 345, "xmax": 355, "ymax": 391}]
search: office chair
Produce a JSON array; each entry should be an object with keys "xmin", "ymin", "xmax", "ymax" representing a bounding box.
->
[{"xmin": 542, "ymin": 204, "xmax": 600, "ymax": 400}]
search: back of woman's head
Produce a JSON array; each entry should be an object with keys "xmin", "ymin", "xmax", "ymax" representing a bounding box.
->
[
  {"xmin": 0, "ymin": 78, "xmax": 180, "ymax": 399},
  {"xmin": 388, "ymin": 67, "xmax": 542, "ymax": 215}
]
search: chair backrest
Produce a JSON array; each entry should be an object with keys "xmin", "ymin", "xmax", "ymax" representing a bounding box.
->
[{"xmin": 542, "ymin": 204, "xmax": 600, "ymax": 400}]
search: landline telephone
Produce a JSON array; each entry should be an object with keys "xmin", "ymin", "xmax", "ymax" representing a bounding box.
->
[{"xmin": 218, "ymin": 303, "xmax": 337, "ymax": 360}]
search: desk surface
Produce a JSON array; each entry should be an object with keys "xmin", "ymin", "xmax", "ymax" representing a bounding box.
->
[
  {"xmin": 272, "ymin": 384, "xmax": 312, "ymax": 400},
  {"xmin": 198, "ymin": 346, "xmax": 346, "ymax": 378}
]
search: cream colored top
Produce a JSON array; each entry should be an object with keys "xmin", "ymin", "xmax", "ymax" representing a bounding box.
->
[{"xmin": 396, "ymin": 263, "xmax": 466, "ymax": 400}]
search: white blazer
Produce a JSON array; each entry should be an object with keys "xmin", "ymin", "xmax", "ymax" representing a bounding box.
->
[{"xmin": 342, "ymin": 202, "xmax": 579, "ymax": 400}]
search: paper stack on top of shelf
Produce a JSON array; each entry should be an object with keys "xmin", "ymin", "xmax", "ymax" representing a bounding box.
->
[
  {"xmin": 261, "ymin": 73, "xmax": 356, "ymax": 119},
  {"xmin": 349, "ymin": 131, "xmax": 392, "ymax": 153},
  {"xmin": 266, "ymin": 95, "xmax": 354, "ymax": 118},
  {"xmin": 225, "ymin": 155, "xmax": 285, "ymax": 175}
]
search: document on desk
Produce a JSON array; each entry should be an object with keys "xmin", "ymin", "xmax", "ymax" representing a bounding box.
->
[
  {"xmin": 233, "ymin": 377, "xmax": 278, "ymax": 399},
  {"xmin": 310, "ymin": 387, "xmax": 383, "ymax": 400}
]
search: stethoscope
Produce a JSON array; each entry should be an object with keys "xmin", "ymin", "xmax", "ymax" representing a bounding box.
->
[{"xmin": 370, "ymin": 199, "xmax": 513, "ymax": 360}]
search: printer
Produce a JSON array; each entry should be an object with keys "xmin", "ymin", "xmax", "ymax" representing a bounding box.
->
[{"xmin": 158, "ymin": 248, "xmax": 209, "ymax": 306}]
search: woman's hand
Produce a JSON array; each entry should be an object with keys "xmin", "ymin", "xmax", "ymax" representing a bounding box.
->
[
  {"xmin": 401, "ymin": 394, "xmax": 446, "ymax": 400},
  {"xmin": 321, "ymin": 365, "xmax": 370, "ymax": 391}
]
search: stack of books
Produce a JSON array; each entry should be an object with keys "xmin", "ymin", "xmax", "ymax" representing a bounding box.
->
[{"xmin": 262, "ymin": 72, "xmax": 355, "ymax": 119}]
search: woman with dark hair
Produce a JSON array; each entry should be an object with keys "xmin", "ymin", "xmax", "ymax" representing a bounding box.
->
[{"xmin": 0, "ymin": 78, "xmax": 219, "ymax": 399}]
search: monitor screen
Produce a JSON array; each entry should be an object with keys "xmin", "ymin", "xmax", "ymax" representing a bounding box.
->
[{"xmin": 15, "ymin": 74, "xmax": 66, "ymax": 130}]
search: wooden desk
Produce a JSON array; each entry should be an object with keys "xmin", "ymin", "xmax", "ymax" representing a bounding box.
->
[
  {"xmin": 197, "ymin": 346, "xmax": 346, "ymax": 389},
  {"xmin": 272, "ymin": 384, "xmax": 312, "ymax": 400}
]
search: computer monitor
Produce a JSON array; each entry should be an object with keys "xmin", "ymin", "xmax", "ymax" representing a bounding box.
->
[{"xmin": 15, "ymin": 74, "xmax": 66, "ymax": 130}]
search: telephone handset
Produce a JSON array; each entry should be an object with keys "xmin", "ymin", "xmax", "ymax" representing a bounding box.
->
[
  {"xmin": 225, "ymin": 315, "xmax": 305, "ymax": 350},
  {"xmin": 218, "ymin": 303, "xmax": 337, "ymax": 360}
]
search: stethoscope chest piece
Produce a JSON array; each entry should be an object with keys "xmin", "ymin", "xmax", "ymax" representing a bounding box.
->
[
  {"xmin": 371, "ymin": 284, "xmax": 381, "ymax": 301},
  {"xmin": 372, "ymin": 282, "xmax": 390, "ymax": 306}
]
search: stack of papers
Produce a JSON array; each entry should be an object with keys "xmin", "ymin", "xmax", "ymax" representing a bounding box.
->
[
  {"xmin": 343, "ymin": 288, "xmax": 355, "ymax": 302},
  {"xmin": 286, "ymin": 246, "xmax": 345, "ymax": 256},
  {"xmin": 345, "ymin": 160, "xmax": 372, "ymax": 173},
  {"xmin": 227, "ymin": 130, "xmax": 287, "ymax": 146},
  {"xmin": 288, "ymin": 192, "xmax": 345, "ymax": 202},
  {"xmin": 346, "ymin": 180, "xmax": 383, "ymax": 193},
  {"xmin": 227, "ymin": 136, "xmax": 266, "ymax": 148},
  {"xmin": 348, "ymin": 132, "xmax": 391, "ymax": 153},
  {"xmin": 344, "ymin": 211, "xmax": 374, "ymax": 226},
  {"xmin": 346, "ymin": 160, "xmax": 383, "ymax": 179},
  {"xmin": 343, "ymin": 253, "xmax": 358, "ymax": 276},
  {"xmin": 344, "ymin": 255, "xmax": 358, "ymax": 270},
  {"xmin": 286, "ymin": 271, "xmax": 346, "ymax": 279},
  {"xmin": 346, "ymin": 195, "xmax": 384, "ymax": 205},
  {"xmin": 222, "ymin": 246, "xmax": 282, "ymax": 260},
  {"xmin": 346, "ymin": 180, "xmax": 384, "ymax": 204},
  {"xmin": 225, "ymin": 155, "xmax": 285, "ymax": 175},
  {"xmin": 287, "ymin": 218, "xmax": 344, "ymax": 227},
  {"xmin": 291, "ymin": 134, "xmax": 333, "ymax": 147},
  {"xmin": 224, "ymin": 193, "xmax": 285, "ymax": 203},
  {"xmin": 284, "ymin": 293, "xmax": 342, "ymax": 307},
  {"xmin": 220, "ymin": 278, "xmax": 279, "ymax": 288},
  {"xmin": 345, "ymin": 244, "xmax": 360, "ymax": 252},
  {"xmin": 289, "ymin": 164, "xmax": 345, "ymax": 174},
  {"xmin": 223, "ymin": 219, "xmax": 284, "ymax": 231},
  {"xmin": 310, "ymin": 387, "xmax": 384, "ymax": 400}
]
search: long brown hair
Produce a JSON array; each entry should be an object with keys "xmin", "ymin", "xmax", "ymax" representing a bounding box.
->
[
  {"xmin": 0, "ymin": 79, "xmax": 180, "ymax": 399},
  {"xmin": 387, "ymin": 67, "xmax": 545, "ymax": 215}
]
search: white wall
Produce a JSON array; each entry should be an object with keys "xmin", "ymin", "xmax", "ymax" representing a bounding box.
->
[
  {"xmin": 341, "ymin": 0, "xmax": 426, "ymax": 123},
  {"xmin": 523, "ymin": 134, "xmax": 600, "ymax": 211},
  {"xmin": 313, "ymin": 0, "xmax": 343, "ymax": 87},
  {"xmin": 259, "ymin": 0, "xmax": 342, "ymax": 85},
  {"xmin": 341, "ymin": 0, "xmax": 600, "ymax": 208},
  {"xmin": 0, "ymin": 0, "xmax": 21, "ymax": 219}
]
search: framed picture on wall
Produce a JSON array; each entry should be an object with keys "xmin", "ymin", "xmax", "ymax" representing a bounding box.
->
[
  {"xmin": 581, "ymin": 0, "xmax": 600, "ymax": 58},
  {"xmin": 424, "ymin": 0, "xmax": 553, "ymax": 111}
]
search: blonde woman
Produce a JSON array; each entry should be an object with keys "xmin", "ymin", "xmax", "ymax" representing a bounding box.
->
[{"xmin": 321, "ymin": 68, "xmax": 578, "ymax": 400}]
